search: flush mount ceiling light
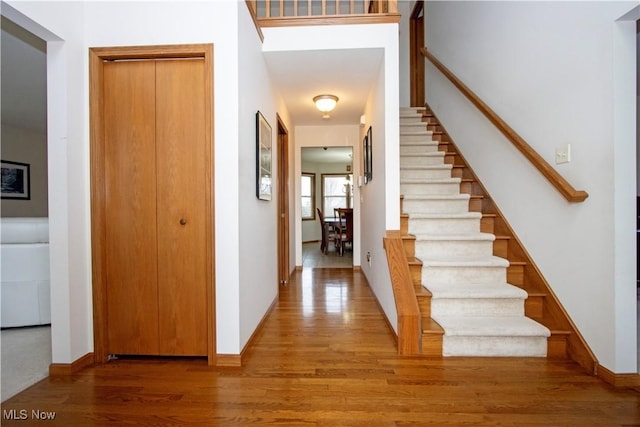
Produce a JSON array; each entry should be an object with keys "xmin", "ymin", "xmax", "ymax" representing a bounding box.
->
[{"xmin": 313, "ymin": 94, "xmax": 339, "ymax": 119}]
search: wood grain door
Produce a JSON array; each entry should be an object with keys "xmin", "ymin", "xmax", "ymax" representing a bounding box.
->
[
  {"xmin": 102, "ymin": 58, "xmax": 207, "ymax": 356},
  {"xmin": 103, "ymin": 60, "xmax": 160, "ymax": 355},
  {"xmin": 155, "ymin": 59, "xmax": 207, "ymax": 356}
]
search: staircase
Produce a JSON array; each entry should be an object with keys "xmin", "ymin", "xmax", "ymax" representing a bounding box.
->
[{"xmin": 399, "ymin": 106, "xmax": 551, "ymax": 357}]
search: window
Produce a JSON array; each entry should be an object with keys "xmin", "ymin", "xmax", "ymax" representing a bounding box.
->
[
  {"xmin": 301, "ymin": 172, "xmax": 315, "ymax": 220},
  {"xmin": 322, "ymin": 174, "xmax": 353, "ymax": 215}
]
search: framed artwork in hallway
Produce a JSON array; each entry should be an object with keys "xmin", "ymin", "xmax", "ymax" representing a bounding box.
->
[
  {"xmin": 256, "ymin": 111, "xmax": 272, "ymax": 201},
  {"xmin": 363, "ymin": 126, "xmax": 372, "ymax": 184},
  {"xmin": 1, "ymin": 160, "xmax": 30, "ymax": 200}
]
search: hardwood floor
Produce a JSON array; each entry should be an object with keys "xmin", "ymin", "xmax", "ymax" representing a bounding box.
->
[{"xmin": 2, "ymin": 269, "xmax": 639, "ymax": 426}]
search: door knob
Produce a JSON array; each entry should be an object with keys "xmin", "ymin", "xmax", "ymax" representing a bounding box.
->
[{"xmin": 180, "ymin": 218, "xmax": 187, "ymax": 225}]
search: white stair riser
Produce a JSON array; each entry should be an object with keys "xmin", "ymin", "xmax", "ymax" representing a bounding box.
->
[
  {"xmin": 416, "ymin": 239, "xmax": 494, "ymax": 258},
  {"xmin": 442, "ymin": 336, "xmax": 547, "ymax": 357},
  {"xmin": 401, "ymin": 182, "xmax": 460, "ymax": 196},
  {"xmin": 401, "ymin": 168, "xmax": 452, "ymax": 180},
  {"xmin": 408, "ymin": 217, "xmax": 480, "ymax": 234},
  {"xmin": 400, "ymin": 155, "xmax": 444, "ymax": 167},
  {"xmin": 403, "ymin": 198, "xmax": 470, "ymax": 214},
  {"xmin": 423, "ymin": 265, "xmax": 506, "ymax": 284},
  {"xmin": 401, "ymin": 134, "xmax": 434, "ymax": 143},
  {"xmin": 431, "ymin": 299, "xmax": 524, "ymax": 317},
  {"xmin": 400, "ymin": 144, "xmax": 440, "ymax": 155}
]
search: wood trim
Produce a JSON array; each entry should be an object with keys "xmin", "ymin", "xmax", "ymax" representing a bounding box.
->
[
  {"xmin": 244, "ymin": 0, "xmax": 265, "ymax": 42},
  {"xmin": 422, "ymin": 48, "xmax": 589, "ymax": 203},
  {"xmin": 257, "ymin": 13, "xmax": 400, "ymax": 27},
  {"xmin": 597, "ymin": 364, "xmax": 640, "ymax": 388},
  {"xmin": 215, "ymin": 354, "xmax": 242, "ymax": 367},
  {"xmin": 409, "ymin": 0, "xmax": 424, "ymax": 107},
  {"xmin": 89, "ymin": 48, "xmax": 108, "ymax": 364},
  {"xmin": 217, "ymin": 296, "xmax": 279, "ymax": 367},
  {"xmin": 204, "ymin": 45, "xmax": 216, "ymax": 367},
  {"xmin": 277, "ymin": 114, "xmax": 290, "ymax": 288},
  {"xmin": 89, "ymin": 44, "xmax": 216, "ymax": 365},
  {"xmin": 49, "ymin": 353, "xmax": 95, "ymax": 377},
  {"xmin": 383, "ymin": 230, "xmax": 421, "ymax": 355}
]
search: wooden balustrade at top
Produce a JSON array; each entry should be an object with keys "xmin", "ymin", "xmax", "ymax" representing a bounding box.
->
[{"xmin": 247, "ymin": 0, "xmax": 400, "ymax": 27}]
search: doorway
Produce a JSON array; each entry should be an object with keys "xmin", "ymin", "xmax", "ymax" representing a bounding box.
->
[
  {"xmin": 301, "ymin": 147, "xmax": 354, "ymax": 268},
  {"xmin": 89, "ymin": 44, "xmax": 215, "ymax": 365},
  {"xmin": 0, "ymin": 16, "xmax": 51, "ymax": 401}
]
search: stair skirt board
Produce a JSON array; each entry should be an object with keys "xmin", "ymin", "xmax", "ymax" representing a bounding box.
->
[{"xmin": 400, "ymin": 109, "xmax": 550, "ymax": 358}]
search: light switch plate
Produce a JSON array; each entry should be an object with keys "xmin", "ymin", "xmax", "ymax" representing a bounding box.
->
[{"xmin": 555, "ymin": 144, "xmax": 571, "ymax": 164}]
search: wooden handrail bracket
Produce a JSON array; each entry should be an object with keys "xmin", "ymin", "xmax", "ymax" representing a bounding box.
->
[{"xmin": 422, "ymin": 48, "xmax": 588, "ymax": 203}]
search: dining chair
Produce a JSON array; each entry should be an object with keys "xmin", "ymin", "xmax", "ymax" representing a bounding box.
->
[
  {"xmin": 316, "ymin": 208, "xmax": 336, "ymax": 255},
  {"xmin": 336, "ymin": 210, "xmax": 353, "ymax": 256}
]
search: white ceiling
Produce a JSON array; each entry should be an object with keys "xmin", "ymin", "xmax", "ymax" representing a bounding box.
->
[{"xmin": 264, "ymin": 48, "xmax": 384, "ymax": 126}]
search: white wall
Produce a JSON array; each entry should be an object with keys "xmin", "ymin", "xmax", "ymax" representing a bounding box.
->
[
  {"xmin": 425, "ymin": 1, "xmax": 638, "ymax": 373},
  {"xmin": 3, "ymin": 0, "xmax": 281, "ymax": 362},
  {"xmin": 359, "ymin": 57, "xmax": 400, "ymax": 331},
  {"xmin": 237, "ymin": 2, "xmax": 293, "ymax": 353}
]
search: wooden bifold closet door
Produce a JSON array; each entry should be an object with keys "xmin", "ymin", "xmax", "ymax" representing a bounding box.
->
[{"xmin": 103, "ymin": 58, "xmax": 207, "ymax": 357}]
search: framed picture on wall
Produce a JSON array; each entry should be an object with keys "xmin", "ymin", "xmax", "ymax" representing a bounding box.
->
[
  {"xmin": 256, "ymin": 111, "xmax": 272, "ymax": 201},
  {"xmin": 1, "ymin": 160, "xmax": 31, "ymax": 200},
  {"xmin": 363, "ymin": 126, "xmax": 373, "ymax": 184}
]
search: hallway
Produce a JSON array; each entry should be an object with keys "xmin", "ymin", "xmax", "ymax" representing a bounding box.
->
[{"xmin": 1, "ymin": 269, "xmax": 638, "ymax": 425}]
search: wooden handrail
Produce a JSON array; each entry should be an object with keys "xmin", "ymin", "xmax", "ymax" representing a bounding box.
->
[
  {"xmin": 422, "ymin": 48, "xmax": 588, "ymax": 203},
  {"xmin": 383, "ymin": 230, "xmax": 421, "ymax": 355}
]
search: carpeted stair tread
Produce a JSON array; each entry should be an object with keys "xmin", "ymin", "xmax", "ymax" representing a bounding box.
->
[
  {"xmin": 426, "ymin": 282, "xmax": 527, "ymax": 300},
  {"xmin": 433, "ymin": 316, "xmax": 551, "ymax": 337},
  {"xmin": 401, "ymin": 131, "xmax": 433, "ymax": 136},
  {"xmin": 408, "ymin": 212, "xmax": 482, "ymax": 220},
  {"xmin": 413, "ymin": 232, "xmax": 495, "ymax": 242},
  {"xmin": 421, "ymin": 255, "xmax": 510, "ymax": 268},
  {"xmin": 401, "ymin": 165, "xmax": 453, "ymax": 171},
  {"xmin": 400, "ymin": 140, "xmax": 439, "ymax": 146},
  {"xmin": 402, "ymin": 193, "xmax": 470, "ymax": 201},
  {"xmin": 400, "ymin": 152, "xmax": 443, "ymax": 158},
  {"xmin": 401, "ymin": 177, "xmax": 461, "ymax": 185}
]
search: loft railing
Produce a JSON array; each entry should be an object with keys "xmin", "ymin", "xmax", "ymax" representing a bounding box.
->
[
  {"xmin": 248, "ymin": 0, "xmax": 400, "ymax": 27},
  {"xmin": 422, "ymin": 48, "xmax": 588, "ymax": 204}
]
